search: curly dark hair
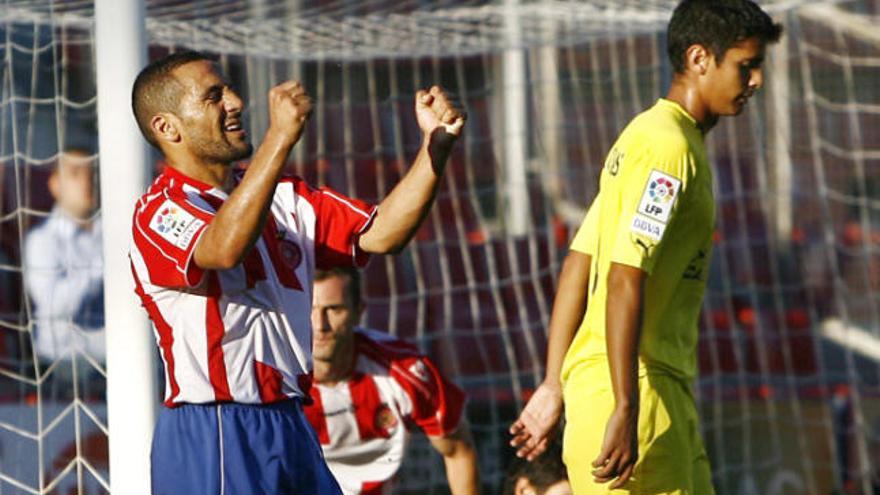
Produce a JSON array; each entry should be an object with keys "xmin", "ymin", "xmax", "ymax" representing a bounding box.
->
[
  {"xmin": 502, "ymin": 441, "xmax": 568, "ymax": 495},
  {"xmin": 667, "ymin": 0, "xmax": 783, "ymax": 73}
]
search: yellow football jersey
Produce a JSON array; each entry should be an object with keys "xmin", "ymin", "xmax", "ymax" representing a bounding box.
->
[{"xmin": 562, "ymin": 98, "xmax": 715, "ymax": 383}]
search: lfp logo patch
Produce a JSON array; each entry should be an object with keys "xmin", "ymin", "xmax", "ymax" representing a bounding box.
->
[
  {"xmin": 637, "ymin": 170, "xmax": 681, "ymax": 224},
  {"xmin": 149, "ymin": 200, "xmax": 205, "ymax": 249},
  {"xmin": 649, "ymin": 177, "xmax": 676, "ymax": 204},
  {"xmin": 154, "ymin": 206, "xmax": 180, "ymax": 233}
]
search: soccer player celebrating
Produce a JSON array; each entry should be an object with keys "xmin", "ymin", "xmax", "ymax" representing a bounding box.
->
[
  {"xmin": 128, "ymin": 51, "xmax": 464, "ymax": 493},
  {"xmin": 510, "ymin": 1, "xmax": 781, "ymax": 493},
  {"xmin": 305, "ymin": 267, "xmax": 480, "ymax": 495}
]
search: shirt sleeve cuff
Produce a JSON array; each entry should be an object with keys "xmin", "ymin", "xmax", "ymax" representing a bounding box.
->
[
  {"xmin": 351, "ymin": 206, "xmax": 378, "ymax": 268},
  {"xmin": 182, "ymin": 225, "xmax": 209, "ymax": 287}
]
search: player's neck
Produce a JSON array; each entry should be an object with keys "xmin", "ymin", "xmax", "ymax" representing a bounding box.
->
[
  {"xmin": 166, "ymin": 154, "xmax": 235, "ymax": 192},
  {"xmin": 665, "ymin": 80, "xmax": 717, "ymax": 134},
  {"xmin": 58, "ymin": 206, "xmax": 95, "ymax": 229}
]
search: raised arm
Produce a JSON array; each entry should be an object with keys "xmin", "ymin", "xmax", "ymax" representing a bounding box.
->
[
  {"xmin": 357, "ymin": 86, "xmax": 465, "ymax": 254},
  {"xmin": 590, "ymin": 262, "xmax": 645, "ymax": 489},
  {"xmin": 194, "ymin": 81, "xmax": 311, "ymax": 270},
  {"xmin": 429, "ymin": 422, "xmax": 481, "ymax": 495},
  {"xmin": 509, "ymin": 250, "xmax": 591, "ymax": 460}
]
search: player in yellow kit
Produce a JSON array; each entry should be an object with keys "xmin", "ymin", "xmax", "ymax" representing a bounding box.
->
[{"xmin": 510, "ymin": 1, "xmax": 782, "ymax": 493}]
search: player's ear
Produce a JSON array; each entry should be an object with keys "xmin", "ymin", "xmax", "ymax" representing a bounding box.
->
[
  {"xmin": 151, "ymin": 113, "xmax": 181, "ymax": 145},
  {"xmin": 47, "ymin": 169, "xmax": 61, "ymax": 201},
  {"xmin": 685, "ymin": 43, "xmax": 711, "ymax": 75}
]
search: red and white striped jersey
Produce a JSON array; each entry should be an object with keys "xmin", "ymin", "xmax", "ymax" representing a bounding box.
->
[
  {"xmin": 129, "ymin": 166, "xmax": 376, "ymax": 406},
  {"xmin": 304, "ymin": 328, "xmax": 466, "ymax": 495}
]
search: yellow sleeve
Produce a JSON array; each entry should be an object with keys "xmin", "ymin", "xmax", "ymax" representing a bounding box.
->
[
  {"xmin": 608, "ymin": 143, "xmax": 695, "ymax": 275},
  {"xmin": 570, "ymin": 194, "xmax": 600, "ymax": 256}
]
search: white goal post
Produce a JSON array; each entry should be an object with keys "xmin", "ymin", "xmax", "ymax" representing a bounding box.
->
[
  {"xmin": 94, "ymin": 1, "xmax": 155, "ymax": 494},
  {"xmin": 0, "ymin": 1, "xmax": 878, "ymax": 494}
]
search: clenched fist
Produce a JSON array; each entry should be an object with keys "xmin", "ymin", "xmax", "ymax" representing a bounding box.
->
[
  {"xmin": 416, "ymin": 86, "xmax": 466, "ymax": 136},
  {"xmin": 267, "ymin": 80, "xmax": 313, "ymax": 146}
]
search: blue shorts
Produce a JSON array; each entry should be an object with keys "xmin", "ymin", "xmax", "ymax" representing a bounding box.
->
[{"xmin": 151, "ymin": 400, "xmax": 341, "ymax": 495}]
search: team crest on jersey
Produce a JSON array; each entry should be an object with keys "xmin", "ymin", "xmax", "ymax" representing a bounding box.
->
[
  {"xmin": 374, "ymin": 403, "xmax": 399, "ymax": 437},
  {"xmin": 278, "ymin": 238, "xmax": 303, "ymax": 271},
  {"xmin": 408, "ymin": 361, "xmax": 430, "ymax": 383},
  {"xmin": 149, "ymin": 200, "xmax": 204, "ymax": 249},
  {"xmin": 605, "ymin": 148, "xmax": 623, "ymax": 176},
  {"xmin": 637, "ymin": 170, "xmax": 681, "ymax": 224}
]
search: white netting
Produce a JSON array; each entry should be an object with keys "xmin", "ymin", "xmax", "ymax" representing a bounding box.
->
[
  {"xmin": 0, "ymin": 0, "xmax": 840, "ymax": 60},
  {"xmin": 0, "ymin": 10, "xmax": 108, "ymax": 495},
  {"xmin": 1, "ymin": 0, "xmax": 879, "ymax": 494}
]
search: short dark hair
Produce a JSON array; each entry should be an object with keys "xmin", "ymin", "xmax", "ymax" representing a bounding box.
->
[
  {"xmin": 131, "ymin": 51, "xmax": 214, "ymax": 148},
  {"xmin": 667, "ymin": 0, "xmax": 783, "ymax": 73},
  {"xmin": 315, "ymin": 266, "xmax": 362, "ymax": 308},
  {"xmin": 502, "ymin": 442, "xmax": 568, "ymax": 495}
]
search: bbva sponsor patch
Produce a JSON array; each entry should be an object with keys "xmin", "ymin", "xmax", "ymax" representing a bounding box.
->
[
  {"xmin": 637, "ymin": 169, "xmax": 681, "ymax": 224},
  {"xmin": 631, "ymin": 214, "xmax": 665, "ymax": 242},
  {"xmin": 149, "ymin": 200, "xmax": 204, "ymax": 249}
]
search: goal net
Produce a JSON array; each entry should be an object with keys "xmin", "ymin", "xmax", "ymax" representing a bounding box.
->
[{"xmin": 1, "ymin": 1, "xmax": 879, "ymax": 494}]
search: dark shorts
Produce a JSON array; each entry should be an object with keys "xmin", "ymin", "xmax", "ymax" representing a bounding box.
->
[{"xmin": 151, "ymin": 400, "xmax": 341, "ymax": 495}]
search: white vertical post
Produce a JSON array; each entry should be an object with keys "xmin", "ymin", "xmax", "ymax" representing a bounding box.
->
[
  {"xmin": 94, "ymin": 0, "xmax": 156, "ymax": 493},
  {"xmin": 247, "ymin": 0, "xmax": 270, "ymax": 143},
  {"xmin": 767, "ymin": 28, "xmax": 792, "ymax": 251},
  {"xmin": 287, "ymin": 0, "xmax": 306, "ymax": 165},
  {"xmin": 538, "ymin": 42, "xmax": 562, "ymax": 215},
  {"xmin": 503, "ymin": 0, "xmax": 530, "ymax": 236}
]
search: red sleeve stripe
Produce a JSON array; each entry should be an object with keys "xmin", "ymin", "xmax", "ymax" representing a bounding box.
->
[
  {"xmin": 351, "ymin": 208, "xmax": 377, "ymax": 267},
  {"xmin": 133, "ymin": 190, "xmax": 211, "ymax": 286},
  {"xmin": 392, "ymin": 358, "xmax": 465, "ymax": 437},
  {"xmin": 138, "ymin": 190, "xmax": 165, "ymax": 207},
  {"xmin": 132, "ymin": 213, "xmax": 204, "ymax": 285},
  {"xmin": 132, "ymin": 221, "xmax": 206, "ymax": 288},
  {"xmin": 279, "ymin": 175, "xmax": 315, "ymax": 195},
  {"xmin": 321, "ymin": 190, "xmax": 373, "ymax": 220},
  {"xmin": 388, "ymin": 361, "xmax": 433, "ymax": 398},
  {"xmin": 132, "ymin": 208, "xmax": 190, "ymax": 277},
  {"xmin": 133, "ymin": 218, "xmax": 187, "ymax": 271},
  {"xmin": 130, "ymin": 262, "xmax": 181, "ymax": 406},
  {"xmin": 358, "ymin": 343, "xmax": 433, "ymax": 398},
  {"xmin": 180, "ymin": 233, "xmax": 207, "ymax": 287},
  {"xmin": 355, "ymin": 208, "xmax": 377, "ymax": 235}
]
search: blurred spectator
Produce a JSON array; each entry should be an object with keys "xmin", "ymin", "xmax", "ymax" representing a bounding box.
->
[
  {"xmin": 502, "ymin": 441, "xmax": 571, "ymax": 495},
  {"xmin": 0, "ymin": 248, "xmax": 14, "ymax": 314},
  {"xmin": 24, "ymin": 149, "xmax": 104, "ymax": 363},
  {"xmin": 837, "ymin": 176, "xmax": 880, "ymax": 325}
]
